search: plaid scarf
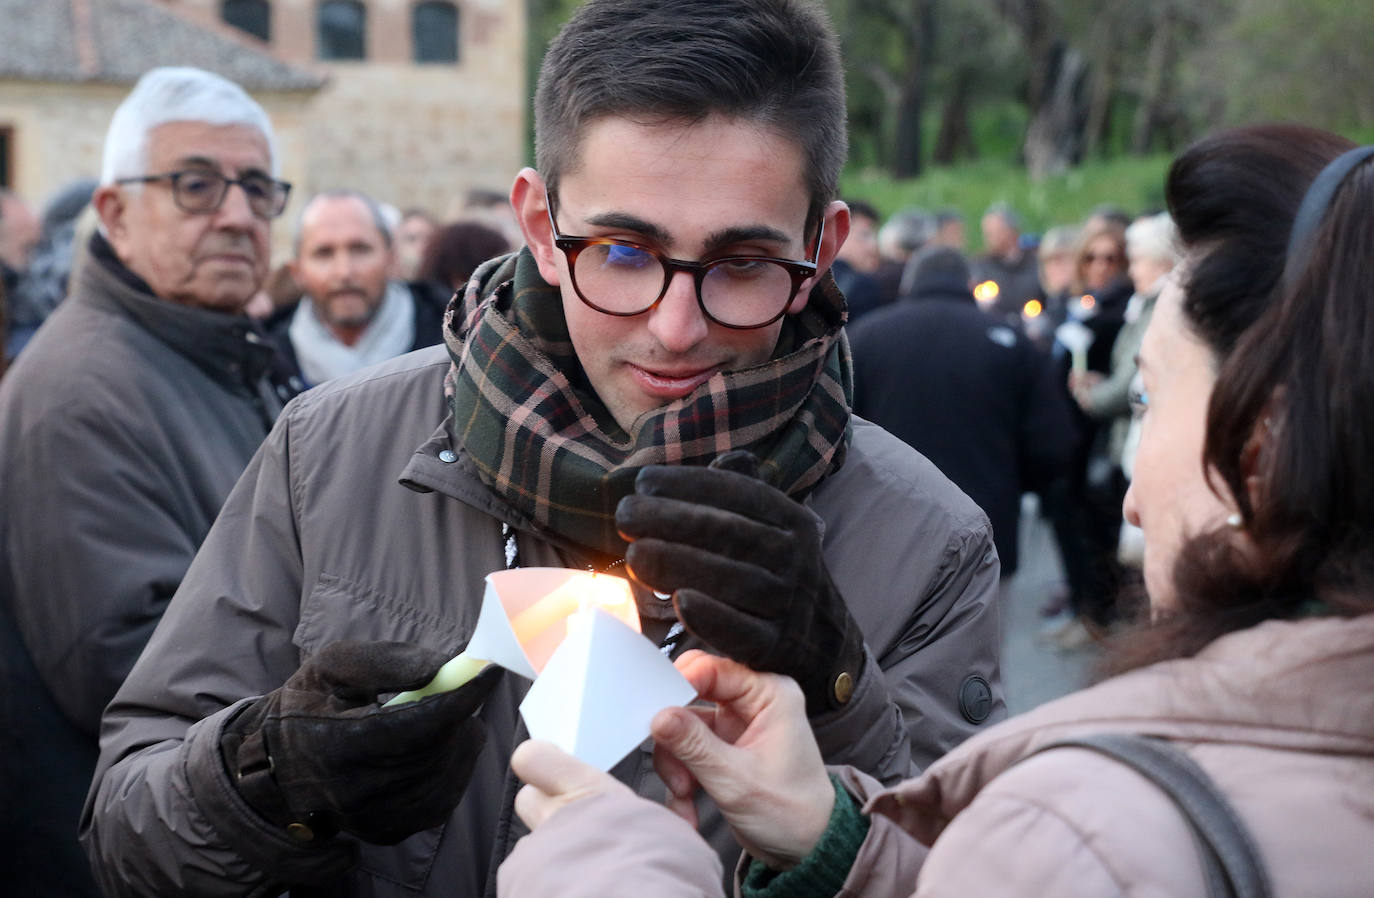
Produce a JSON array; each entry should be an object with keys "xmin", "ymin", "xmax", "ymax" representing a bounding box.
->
[{"xmin": 443, "ymin": 247, "xmax": 853, "ymax": 556}]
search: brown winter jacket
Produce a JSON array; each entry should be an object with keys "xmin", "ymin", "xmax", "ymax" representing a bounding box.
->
[
  {"xmin": 499, "ymin": 613, "xmax": 1374, "ymax": 897},
  {"xmin": 81, "ymin": 340, "xmax": 1003, "ymax": 897}
]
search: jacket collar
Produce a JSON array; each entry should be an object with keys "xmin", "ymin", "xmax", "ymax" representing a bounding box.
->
[
  {"xmin": 874, "ymin": 613, "xmax": 1374, "ymax": 843},
  {"xmin": 80, "ymin": 232, "xmax": 279, "ymax": 397}
]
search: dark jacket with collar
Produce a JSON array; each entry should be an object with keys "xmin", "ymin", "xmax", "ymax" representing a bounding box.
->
[
  {"xmin": 82, "ymin": 260, "xmax": 1005, "ymax": 897},
  {"xmin": 849, "ymin": 284, "xmax": 1075, "ymax": 575},
  {"xmin": 0, "ymin": 233, "xmax": 284, "ymax": 895}
]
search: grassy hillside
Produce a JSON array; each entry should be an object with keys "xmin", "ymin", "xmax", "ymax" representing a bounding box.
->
[{"xmin": 841, "ymin": 153, "xmax": 1172, "ymax": 252}]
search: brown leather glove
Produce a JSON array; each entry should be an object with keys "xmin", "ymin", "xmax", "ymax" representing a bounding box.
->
[
  {"xmin": 220, "ymin": 640, "xmax": 502, "ymax": 845},
  {"xmin": 616, "ymin": 451, "xmax": 865, "ymax": 715}
]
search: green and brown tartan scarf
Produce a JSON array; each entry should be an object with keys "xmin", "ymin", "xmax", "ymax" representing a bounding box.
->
[{"xmin": 443, "ymin": 247, "xmax": 853, "ymax": 556}]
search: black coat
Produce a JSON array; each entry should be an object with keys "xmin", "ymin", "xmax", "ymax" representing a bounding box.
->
[{"xmin": 849, "ymin": 288, "xmax": 1076, "ymax": 575}]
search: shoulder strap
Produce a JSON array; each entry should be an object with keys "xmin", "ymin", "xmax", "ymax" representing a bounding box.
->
[{"xmin": 1029, "ymin": 733, "xmax": 1274, "ymax": 898}]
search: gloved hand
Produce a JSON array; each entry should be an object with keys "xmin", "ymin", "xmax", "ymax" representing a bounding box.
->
[
  {"xmin": 220, "ymin": 640, "xmax": 503, "ymax": 845},
  {"xmin": 616, "ymin": 451, "xmax": 865, "ymax": 716}
]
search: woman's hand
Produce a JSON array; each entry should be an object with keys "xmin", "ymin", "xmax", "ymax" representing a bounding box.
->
[
  {"xmin": 650, "ymin": 650, "xmax": 835, "ymax": 870},
  {"xmin": 511, "ymin": 739, "xmax": 635, "ymax": 830}
]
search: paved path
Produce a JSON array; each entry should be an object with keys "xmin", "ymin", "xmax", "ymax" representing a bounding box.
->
[{"xmin": 999, "ymin": 495, "xmax": 1101, "ymax": 715}]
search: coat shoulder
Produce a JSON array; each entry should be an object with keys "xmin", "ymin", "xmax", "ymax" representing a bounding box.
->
[{"xmin": 822, "ymin": 417, "xmax": 991, "ymax": 538}]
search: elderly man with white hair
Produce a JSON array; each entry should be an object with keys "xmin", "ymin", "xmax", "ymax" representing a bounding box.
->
[{"xmin": 0, "ymin": 67, "xmax": 292, "ymax": 896}]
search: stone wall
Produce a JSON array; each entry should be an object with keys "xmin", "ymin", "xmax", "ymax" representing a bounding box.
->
[
  {"xmin": 0, "ymin": 79, "xmax": 321, "ymax": 262},
  {"xmin": 170, "ymin": 0, "xmax": 528, "ymax": 220}
]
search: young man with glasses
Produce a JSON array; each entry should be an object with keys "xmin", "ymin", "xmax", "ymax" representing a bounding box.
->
[
  {"xmin": 83, "ymin": 4, "xmax": 1003, "ymax": 896},
  {"xmin": 0, "ymin": 67, "xmax": 293, "ymax": 897}
]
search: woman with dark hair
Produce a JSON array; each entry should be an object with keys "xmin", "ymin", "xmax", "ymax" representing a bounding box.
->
[
  {"xmin": 497, "ymin": 124, "xmax": 1374, "ymax": 896},
  {"xmin": 415, "ymin": 218, "xmax": 512, "ymax": 293}
]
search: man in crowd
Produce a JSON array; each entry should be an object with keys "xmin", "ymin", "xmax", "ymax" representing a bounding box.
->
[
  {"xmin": 970, "ymin": 202, "xmax": 1043, "ymax": 324},
  {"xmin": 851, "ymin": 246, "xmax": 1075, "ymax": 579},
  {"xmin": 267, "ymin": 190, "xmax": 449, "ymax": 388},
  {"xmin": 82, "ymin": 3, "xmax": 1003, "ymax": 895},
  {"xmin": 875, "ymin": 205, "xmax": 934, "ymax": 303},
  {"xmin": 831, "ymin": 198, "xmax": 883, "ymax": 321},
  {"xmin": 0, "ymin": 189, "xmax": 39, "ymax": 300},
  {"xmin": 0, "ymin": 67, "xmax": 291, "ymax": 895},
  {"xmin": 392, "ymin": 206, "xmax": 437, "ymax": 281}
]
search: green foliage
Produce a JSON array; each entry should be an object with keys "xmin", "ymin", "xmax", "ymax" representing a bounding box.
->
[{"xmin": 842, "ymin": 153, "xmax": 1172, "ymax": 251}]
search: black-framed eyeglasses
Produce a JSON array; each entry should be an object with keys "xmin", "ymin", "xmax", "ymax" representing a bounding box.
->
[
  {"xmin": 545, "ymin": 190, "xmax": 822, "ymax": 330},
  {"xmin": 117, "ymin": 170, "xmax": 292, "ymax": 220}
]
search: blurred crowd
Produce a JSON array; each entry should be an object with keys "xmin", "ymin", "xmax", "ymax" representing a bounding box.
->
[{"xmin": 837, "ymin": 198, "xmax": 1180, "ymax": 647}]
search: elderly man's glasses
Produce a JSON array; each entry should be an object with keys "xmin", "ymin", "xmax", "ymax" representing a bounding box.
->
[
  {"xmin": 117, "ymin": 170, "xmax": 292, "ymax": 220},
  {"xmin": 545, "ymin": 191, "xmax": 821, "ymax": 330}
]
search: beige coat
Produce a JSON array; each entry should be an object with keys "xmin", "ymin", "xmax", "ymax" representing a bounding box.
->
[{"xmin": 499, "ymin": 613, "xmax": 1374, "ymax": 897}]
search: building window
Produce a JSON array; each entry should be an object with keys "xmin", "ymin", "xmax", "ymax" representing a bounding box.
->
[
  {"xmin": 221, "ymin": 0, "xmax": 270, "ymax": 42},
  {"xmin": 0, "ymin": 127, "xmax": 12, "ymax": 189},
  {"xmin": 413, "ymin": 1, "xmax": 459, "ymax": 64},
  {"xmin": 318, "ymin": 0, "xmax": 366, "ymax": 60}
]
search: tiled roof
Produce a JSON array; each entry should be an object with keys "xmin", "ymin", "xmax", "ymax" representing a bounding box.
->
[{"xmin": 0, "ymin": 0, "xmax": 324, "ymax": 91}]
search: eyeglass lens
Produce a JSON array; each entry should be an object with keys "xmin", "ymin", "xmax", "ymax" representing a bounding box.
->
[
  {"xmin": 571, "ymin": 243, "xmax": 796, "ymax": 328},
  {"xmin": 175, "ymin": 171, "xmax": 285, "ymax": 218}
]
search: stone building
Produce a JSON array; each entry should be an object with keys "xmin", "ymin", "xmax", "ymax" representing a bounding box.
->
[{"xmin": 0, "ymin": 0, "xmax": 526, "ymax": 262}]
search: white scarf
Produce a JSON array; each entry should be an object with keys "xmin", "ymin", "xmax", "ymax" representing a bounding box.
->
[{"xmin": 288, "ymin": 281, "xmax": 415, "ymax": 386}]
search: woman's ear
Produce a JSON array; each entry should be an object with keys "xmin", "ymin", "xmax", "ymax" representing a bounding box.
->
[
  {"xmin": 786, "ymin": 200, "xmax": 851, "ymax": 315},
  {"xmin": 510, "ymin": 168, "xmax": 563, "ymax": 287},
  {"xmin": 1241, "ymin": 391, "xmax": 1284, "ymax": 510}
]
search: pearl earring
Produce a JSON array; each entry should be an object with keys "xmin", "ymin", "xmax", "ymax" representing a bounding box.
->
[{"xmin": 1225, "ymin": 513, "xmax": 1243, "ymax": 529}]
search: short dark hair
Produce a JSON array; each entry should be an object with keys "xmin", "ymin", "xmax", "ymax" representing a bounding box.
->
[
  {"xmin": 534, "ymin": 0, "xmax": 846, "ymax": 226},
  {"xmin": 1109, "ymin": 124, "xmax": 1374, "ymax": 672},
  {"xmin": 417, "ymin": 220, "xmax": 512, "ymax": 291},
  {"xmin": 845, "ymin": 199, "xmax": 880, "ymax": 224}
]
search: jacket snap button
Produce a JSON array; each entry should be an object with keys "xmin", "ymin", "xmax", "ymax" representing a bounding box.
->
[
  {"xmin": 286, "ymin": 822, "xmax": 315, "ymax": 842},
  {"xmin": 958, "ymin": 675, "xmax": 993, "ymax": 723},
  {"xmin": 438, "ymin": 449, "xmax": 457, "ymax": 463},
  {"xmin": 833, "ymin": 671, "xmax": 855, "ymax": 705}
]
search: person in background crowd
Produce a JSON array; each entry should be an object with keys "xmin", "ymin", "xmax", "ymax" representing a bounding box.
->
[
  {"xmin": 1031, "ymin": 224, "xmax": 1079, "ymax": 340},
  {"xmin": 1040, "ymin": 218, "xmax": 1135, "ymax": 641},
  {"xmin": 393, "ymin": 207, "xmax": 438, "ymax": 282},
  {"xmin": 831, "ymin": 199, "xmax": 883, "ymax": 321},
  {"xmin": 0, "ymin": 189, "xmax": 39, "ymax": 305},
  {"xmin": 462, "ymin": 185, "xmax": 526, "ymax": 249},
  {"xmin": 873, "ymin": 206, "xmax": 934, "ymax": 304},
  {"xmin": 1071, "ymin": 213, "xmax": 1178, "ymax": 480},
  {"xmin": 497, "ymin": 122, "xmax": 1374, "ymax": 898},
  {"xmin": 0, "ymin": 66, "xmax": 292, "ymax": 897},
  {"xmin": 931, "ymin": 208, "xmax": 965, "ymax": 251},
  {"xmin": 4, "ymin": 178, "xmax": 98, "ymax": 357},
  {"xmin": 969, "ymin": 202, "xmax": 1042, "ymax": 326},
  {"xmin": 265, "ymin": 189, "xmax": 450, "ymax": 389},
  {"xmin": 1051, "ymin": 214, "xmax": 1180, "ymax": 647},
  {"xmin": 1069, "ymin": 220, "xmax": 1132, "ymax": 335},
  {"xmin": 82, "ymin": 3, "xmax": 1003, "ymax": 895},
  {"xmin": 416, "ymin": 219, "xmax": 512, "ymax": 294},
  {"xmin": 850, "ymin": 245, "xmax": 1074, "ymax": 579}
]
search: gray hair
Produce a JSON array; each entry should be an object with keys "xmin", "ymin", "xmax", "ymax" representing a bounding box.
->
[
  {"xmin": 878, "ymin": 207, "xmax": 935, "ymax": 260},
  {"xmin": 1124, "ymin": 212, "xmax": 1180, "ymax": 266},
  {"xmin": 100, "ymin": 67, "xmax": 278, "ymax": 184},
  {"xmin": 1037, "ymin": 224, "xmax": 1080, "ymax": 260},
  {"xmin": 293, "ymin": 189, "xmax": 393, "ymax": 255},
  {"xmin": 983, "ymin": 202, "xmax": 1022, "ymax": 233}
]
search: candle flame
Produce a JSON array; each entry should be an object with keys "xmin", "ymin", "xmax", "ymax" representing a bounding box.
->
[{"xmin": 973, "ymin": 280, "xmax": 1000, "ymax": 304}]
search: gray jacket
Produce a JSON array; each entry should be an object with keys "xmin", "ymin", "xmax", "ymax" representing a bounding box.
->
[
  {"xmin": 81, "ymin": 344, "xmax": 1003, "ymax": 897},
  {"xmin": 0, "ymin": 236, "xmax": 282, "ymax": 894}
]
